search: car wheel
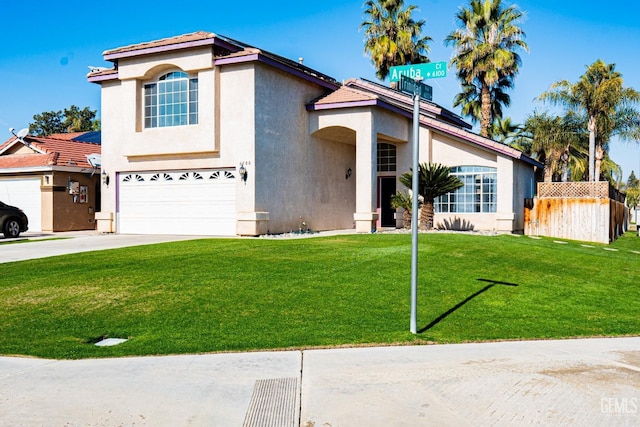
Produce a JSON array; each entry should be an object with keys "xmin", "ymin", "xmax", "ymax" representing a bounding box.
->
[{"xmin": 3, "ymin": 219, "xmax": 21, "ymax": 238}]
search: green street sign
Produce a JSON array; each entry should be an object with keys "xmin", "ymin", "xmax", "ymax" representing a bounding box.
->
[
  {"xmin": 389, "ymin": 61, "xmax": 447, "ymax": 83},
  {"xmin": 400, "ymin": 75, "xmax": 432, "ymax": 101}
]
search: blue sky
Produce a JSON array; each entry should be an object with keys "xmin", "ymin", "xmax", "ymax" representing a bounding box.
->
[{"xmin": 2, "ymin": 0, "xmax": 640, "ymax": 181}]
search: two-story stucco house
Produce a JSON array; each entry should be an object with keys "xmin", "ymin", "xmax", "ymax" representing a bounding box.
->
[{"xmin": 88, "ymin": 31, "xmax": 540, "ymax": 236}]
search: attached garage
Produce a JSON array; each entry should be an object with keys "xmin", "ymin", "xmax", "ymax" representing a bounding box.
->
[
  {"xmin": 117, "ymin": 169, "xmax": 237, "ymax": 236},
  {"xmin": 0, "ymin": 177, "xmax": 42, "ymax": 232}
]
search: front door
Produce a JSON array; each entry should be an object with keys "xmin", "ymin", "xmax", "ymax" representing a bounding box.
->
[{"xmin": 378, "ymin": 176, "xmax": 396, "ymax": 228}]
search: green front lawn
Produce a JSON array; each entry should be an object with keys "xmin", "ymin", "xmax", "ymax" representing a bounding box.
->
[{"xmin": 1, "ymin": 232, "xmax": 638, "ymax": 359}]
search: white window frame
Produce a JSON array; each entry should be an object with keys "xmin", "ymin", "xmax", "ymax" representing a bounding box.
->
[
  {"xmin": 144, "ymin": 71, "xmax": 198, "ymax": 128},
  {"xmin": 435, "ymin": 166, "xmax": 497, "ymax": 214}
]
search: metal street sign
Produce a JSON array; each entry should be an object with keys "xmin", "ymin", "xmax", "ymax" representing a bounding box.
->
[
  {"xmin": 389, "ymin": 61, "xmax": 447, "ymax": 83},
  {"xmin": 400, "ymin": 75, "xmax": 432, "ymax": 101}
]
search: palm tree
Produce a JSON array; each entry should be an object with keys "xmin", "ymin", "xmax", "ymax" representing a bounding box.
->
[
  {"xmin": 539, "ymin": 59, "xmax": 640, "ymax": 181},
  {"xmin": 626, "ymin": 187, "xmax": 640, "ymax": 214},
  {"xmin": 390, "ymin": 190, "xmax": 414, "ymax": 228},
  {"xmin": 489, "ymin": 116, "xmax": 520, "ymax": 144},
  {"xmin": 445, "ymin": 0, "xmax": 528, "ymax": 137},
  {"xmin": 517, "ymin": 111, "xmax": 584, "ymax": 182},
  {"xmin": 453, "ymin": 71, "xmax": 513, "ymax": 136},
  {"xmin": 399, "ymin": 163, "xmax": 463, "ymax": 230},
  {"xmin": 361, "ymin": 0, "xmax": 432, "ymax": 80}
]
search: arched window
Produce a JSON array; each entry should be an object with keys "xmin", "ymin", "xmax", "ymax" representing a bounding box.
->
[
  {"xmin": 435, "ymin": 166, "xmax": 497, "ymax": 213},
  {"xmin": 144, "ymin": 71, "xmax": 198, "ymax": 128}
]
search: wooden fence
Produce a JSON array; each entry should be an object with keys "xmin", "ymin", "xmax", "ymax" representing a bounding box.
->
[{"xmin": 524, "ymin": 182, "xmax": 628, "ymax": 244}]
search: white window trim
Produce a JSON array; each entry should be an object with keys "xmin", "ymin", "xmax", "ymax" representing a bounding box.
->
[{"xmin": 143, "ymin": 70, "xmax": 198, "ymax": 129}]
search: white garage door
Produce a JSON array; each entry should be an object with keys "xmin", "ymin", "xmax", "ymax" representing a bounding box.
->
[
  {"xmin": 118, "ymin": 169, "xmax": 237, "ymax": 236},
  {"xmin": 0, "ymin": 178, "xmax": 42, "ymax": 232}
]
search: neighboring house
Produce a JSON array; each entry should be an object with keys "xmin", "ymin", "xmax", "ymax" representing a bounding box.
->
[
  {"xmin": 88, "ymin": 31, "xmax": 541, "ymax": 236},
  {"xmin": 0, "ymin": 132, "xmax": 101, "ymax": 233}
]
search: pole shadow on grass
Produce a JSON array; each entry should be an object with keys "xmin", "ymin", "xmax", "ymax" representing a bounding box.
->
[{"xmin": 418, "ymin": 278, "xmax": 519, "ymax": 333}]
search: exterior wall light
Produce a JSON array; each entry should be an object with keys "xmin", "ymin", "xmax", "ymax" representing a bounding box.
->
[
  {"xmin": 239, "ymin": 163, "xmax": 248, "ymax": 182},
  {"xmin": 346, "ymin": 168, "xmax": 352, "ymax": 179},
  {"xmin": 102, "ymin": 170, "xmax": 110, "ymax": 186}
]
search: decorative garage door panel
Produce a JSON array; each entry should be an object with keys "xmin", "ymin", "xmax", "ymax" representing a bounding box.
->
[
  {"xmin": 0, "ymin": 178, "xmax": 42, "ymax": 232},
  {"xmin": 118, "ymin": 170, "xmax": 236, "ymax": 236}
]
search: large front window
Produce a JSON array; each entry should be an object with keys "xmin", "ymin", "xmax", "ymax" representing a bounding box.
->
[
  {"xmin": 144, "ymin": 71, "xmax": 198, "ymax": 128},
  {"xmin": 435, "ymin": 166, "xmax": 497, "ymax": 213}
]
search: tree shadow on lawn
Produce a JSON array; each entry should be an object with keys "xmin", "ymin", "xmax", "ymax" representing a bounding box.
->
[{"xmin": 418, "ymin": 278, "xmax": 519, "ymax": 333}]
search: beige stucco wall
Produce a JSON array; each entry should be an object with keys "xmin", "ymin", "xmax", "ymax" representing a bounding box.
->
[
  {"xmin": 97, "ymin": 49, "xmax": 234, "ymax": 233},
  {"xmin": 98, "ymin": 47, "xmax": 361, "ymax": 235},
  {"xmin": 431, "ymin": 132, "xmax": 497, "ymax": 166},
  {"xmin": 108, "ymin": 50, "xmax": 219, "ymax": 163},
  {"xmin": 310, "ymin": 107, "xmax": 411, "ymax": 233},
  {"xmin": 98, "ymin": 79, "xmax": 121, "ymax": 221},
  {"xmin": 219, "ymin": 62, "xmax": 256, "ymax": 226},
  {"xmin": 252, "ymin": 64, "xmax": 352, "ymax": 233},
  {"xmin": 310, "ymin": 108, "xmax": 377, "ymax": 231},
  {"xmin": 396, "ymin": 129, "xmax": 532, "ymax": 233}
]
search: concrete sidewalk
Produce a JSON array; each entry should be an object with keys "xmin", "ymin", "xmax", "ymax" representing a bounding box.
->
[
  {"xmin": 0, "ymin": 337, "xmax": 639, "ymax": 426},
  {"xmin": 301, "ymin": 338, "xmax": 640, "ymax": 426}
]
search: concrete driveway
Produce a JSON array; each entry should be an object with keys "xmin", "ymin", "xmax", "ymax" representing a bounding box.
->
[{"xmin": 0, "ymin": 231, "xmax": 201, "ymax": 264}]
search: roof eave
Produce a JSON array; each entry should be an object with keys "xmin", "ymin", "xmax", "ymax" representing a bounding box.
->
[
  {"xmin": 422, "ymin": 117, "xmax": 543, "ymax": 167},
  {"xmin": 103, "ymin": 37, "xmax": 238, "ymax": 62},
  {"xmin": 308, "ymin": 94, "xmax": 541, "ymax": 167},
  {"xmin": 0, "ymin": 138, "xmax": 48, "ymax": 156},
  {"xmin": 88, "ymin": 72, "xmax": 118, "ymax": 83},
  {"xmin": 215, "ymin": 53, "xmax": 339, "ymax": 91},
  {"xmin": 306, "ymin": 100, "xmax": 379, "ymax": 111}
]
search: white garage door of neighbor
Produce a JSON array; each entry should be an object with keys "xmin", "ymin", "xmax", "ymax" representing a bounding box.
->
[
  {"xmin": 118, "ymin": 169, "xmax": 237, "ymax": 236},
  {"xmin": 0, "ymin": 178, "xmax": 42, "ymax": 232}
]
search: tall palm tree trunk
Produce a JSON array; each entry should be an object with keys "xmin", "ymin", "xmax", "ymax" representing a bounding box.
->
[
  {"xmin": 543, "ymin": 159, "xmax": 554, "ymax": 182},
  {"xmin": 480, "ymin": 83, "xmax": 492, "ymax": 137},
  {"xmin": 588, "ymin": 115, "xmax": 597, "ymax": 181},
  {"xmin": 595, "ymin": 145, "xmax": 605, "ymax": 182}
]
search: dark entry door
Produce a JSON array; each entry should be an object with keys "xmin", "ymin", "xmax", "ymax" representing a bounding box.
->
[{"xmin": 379, "ymin": 176, "xmax": 396, "ymax": 227}]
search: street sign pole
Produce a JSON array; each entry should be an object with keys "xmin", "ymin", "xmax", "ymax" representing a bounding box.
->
[
  {"xmin": 400, "ymin": 75, "xmax": 432, "ymax": 101},
  {"xmin": 410, "ymin": 85, "xmax": 420, "ymax": 334},
  {"xmin": 388, "ymin": 62, "xmax": 447, "ymax": 335}
]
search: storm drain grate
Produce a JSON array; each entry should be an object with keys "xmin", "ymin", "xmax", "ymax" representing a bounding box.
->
[{"xmin": 242, "ymin": 377, "xmax": 298, "ymax": 427}]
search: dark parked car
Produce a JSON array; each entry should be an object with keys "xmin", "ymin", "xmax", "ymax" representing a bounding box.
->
[{"xmin": 0, "ymin": 201, "xmax": 29, "ymax": 238}]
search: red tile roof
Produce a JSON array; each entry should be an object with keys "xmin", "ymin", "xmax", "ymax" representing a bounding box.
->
[
  {"xmin": 0, "ymin": 133, "xmax": 100, "ymax": 170},
  {"xmin": 45, "ymin": 132, "xmax": 85, "ymax": 141}
]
